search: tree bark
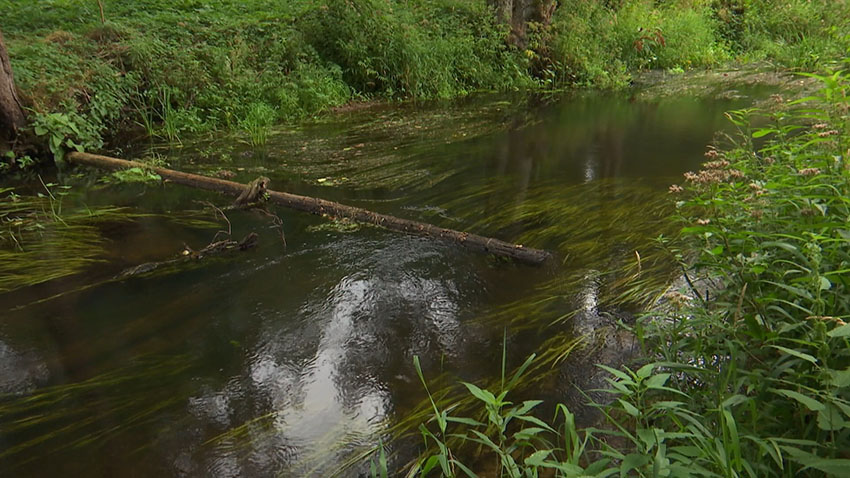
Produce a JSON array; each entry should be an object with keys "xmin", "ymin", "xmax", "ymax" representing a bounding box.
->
[
  {"xmin": 67, "ymin": 152, "xmax": 553, "ymax": 265},
  {"xmin": 0, "ymin": 29, "xmax": 26, "ymax": 145},
  {"xmin": 489, "ymin": 0, "xmax": 557, "ymax": 48}
]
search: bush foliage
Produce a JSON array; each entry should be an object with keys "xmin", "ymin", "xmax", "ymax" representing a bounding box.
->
[{"xmin": 1, "ymin": 0, "xmax": 848, "ymax": 166}]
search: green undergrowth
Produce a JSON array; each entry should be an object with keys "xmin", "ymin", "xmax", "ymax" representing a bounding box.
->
[
  {"xmin": 364, "ymin": 65, "xmax": 850, "ymax": 476},
  {"xmin": 1, "ymin": 0, "xmax": 848, "ymax": 169},
  {"xmin": 0, "ymin": 0, "xmax": 527, "ymax": 165},
  {"xmin": 543, "ymin": 0, "xmax": 850, "ymax": 88}
]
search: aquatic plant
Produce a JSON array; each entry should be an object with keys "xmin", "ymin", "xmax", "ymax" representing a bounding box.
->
[
  {"xmin": 0, "ymin": 354, "xmax": 197, "ymax": 467},
  {"xmin": 0, "ymin": 176, "xmax": 225, "ymax": 294},
  {"xmin": 0, "ymin": 181, "xmax": 125, "ymax": 292}
]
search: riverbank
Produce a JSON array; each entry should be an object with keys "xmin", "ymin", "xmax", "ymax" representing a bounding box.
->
[
  {"xmin": 1, "ymin": 0, "xmax": 848, "ymax": 171},
  {"xmin": 401, "ymin": 66, "xmax": 850, "ymax": 477}
]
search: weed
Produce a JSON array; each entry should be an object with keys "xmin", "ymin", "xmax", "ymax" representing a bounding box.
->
[
  {"xmin": 31, "ymin": 110, "xmax": 99, "ymax": 164},
  {"xmin": 156, "ymin": 86, "xmax": 181, "ymax": 144},
  {"xmin": 106, "ymin": 166, "xmax": 162, "ymax": 184},
  {"xmin": 239, "ymin": 102, "xmax": 277, "ymax": 147}
]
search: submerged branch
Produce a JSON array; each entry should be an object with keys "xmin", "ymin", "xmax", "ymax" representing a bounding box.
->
[{"xmin": 117, "ymin": 232, "xmax": 258, "ymax": 279}]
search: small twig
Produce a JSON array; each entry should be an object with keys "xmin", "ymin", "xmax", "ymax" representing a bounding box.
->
[
  {"xmin": 97, "ymin": 0, "xmax": 105, "ymax": 24},
  {"xmin": 255, "ymin": 207, "xmax": 286, "ymax": 248},
  {"xmin": 681, "ymin": 264, "xmax": 705, "ymax": 304},
  {"xmin": 199, "ymin": 200, "xmax": 232, "ymax": 242}
]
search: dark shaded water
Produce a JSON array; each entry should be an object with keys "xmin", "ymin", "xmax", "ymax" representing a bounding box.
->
[{"xmin": 1, "ymin": 83, "xmax": 773, "ymax": 477}]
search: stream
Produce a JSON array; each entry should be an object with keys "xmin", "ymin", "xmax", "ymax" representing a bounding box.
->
[{"xmin": 0, "ymin": 72, "xmax": 789, "ymax": 477}]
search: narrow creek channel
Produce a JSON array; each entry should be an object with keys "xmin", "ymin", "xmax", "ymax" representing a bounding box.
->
[{"xmin": 1, "ymin": 77, "xmax": 782, "ymax": 477}]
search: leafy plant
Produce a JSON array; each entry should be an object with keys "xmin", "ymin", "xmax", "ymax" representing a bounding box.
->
[
  {"xmin": 31, "ymin": 111, "xmax": 100, "ymax": 164},
  {"xmin": 106, "ymin": 166, "xmax": 162, "ymax": 184}
]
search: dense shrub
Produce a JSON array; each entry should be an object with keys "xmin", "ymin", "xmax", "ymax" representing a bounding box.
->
[{"xmin": 545, "ymin": 0, "xmax": 846, "ymax": 88}]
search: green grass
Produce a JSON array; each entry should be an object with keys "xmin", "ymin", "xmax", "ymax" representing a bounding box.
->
[{"xmin": 543, "ymin": 0, "xmax": 849, "ymax": 88}]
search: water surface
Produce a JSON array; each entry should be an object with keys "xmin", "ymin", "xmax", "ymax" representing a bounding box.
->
[{"xmin": 1, "ymin": 83, "xmax": 773, "ymax": 477}]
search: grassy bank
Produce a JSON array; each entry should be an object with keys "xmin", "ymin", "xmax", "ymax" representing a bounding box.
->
[
  {"xmin": 389, "ymin": 65, "xmax": 850, "ymax": 476},
  {"xmin": 1, "ymin": 0, "xmax": 848, "ymax": 169},
  {"xmin": 0, "ymin": 0, "xmax": 527, "ymax": 165}
]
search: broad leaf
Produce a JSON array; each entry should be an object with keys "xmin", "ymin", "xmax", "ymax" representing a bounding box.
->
[{"xmin": 772, "ymin": 388, "xmax": 824, "ymax": 411}]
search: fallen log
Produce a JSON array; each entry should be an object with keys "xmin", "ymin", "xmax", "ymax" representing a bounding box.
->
[{"xmin": 67, "ymin": 151, "xmax": 553, "ymax": 265}]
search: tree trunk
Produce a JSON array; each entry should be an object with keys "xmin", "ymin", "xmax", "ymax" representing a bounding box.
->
[
  {"xmin": 67, "ymin": 152, "xmax": 554, "ymax": 266},
  {"xmin": 0, "ymin": 29, "xmax": 26, "ymax": 147},
  {"xmin": 489, "ymin": 0, "xmax": 557, "ymax": 48}
]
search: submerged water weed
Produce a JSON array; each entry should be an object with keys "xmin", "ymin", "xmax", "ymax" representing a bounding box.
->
[
  {"xmin": 0, "ymin": 354, "xmax": 196, "ymax": 466},
  {"xmin": 436, "ymin": 178, "xmax": 682, "ymax": 324},
  {"xmin": 0, "ymin": 183, "xmax": 125, "ymax": 292}
]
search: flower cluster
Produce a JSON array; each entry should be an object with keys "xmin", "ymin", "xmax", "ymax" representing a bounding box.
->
[
  {"xmin": 806, "ymin": 315, "xmax": 848, "ymax": 326},
  {"xmin": 703, "ymin": 159, "xmax": 730, "ymax": 169},
  {"xmin": 799, "ymin": 167, "xmax": 821, "ymax": 176},
  {"xmin": 684, "ymin": 167, "xmax": 745, "ymax": 184},
  {"xmin": 748, "ymin": 182, "xmax": 767, "ymax": 196},
  {"xmin": 664, "ymin": 290, "xmax": 691, "ymax": 308}
]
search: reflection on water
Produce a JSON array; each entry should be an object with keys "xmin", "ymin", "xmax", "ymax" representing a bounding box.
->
[
  {"xmin": 0, "ymin": 339, "xmax": 49, "ymax": 395},
  {"xmin": 0, "ymin": 84, "xmax": 773, "ymax": 476}
]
